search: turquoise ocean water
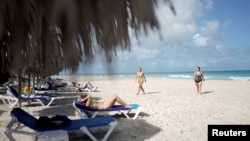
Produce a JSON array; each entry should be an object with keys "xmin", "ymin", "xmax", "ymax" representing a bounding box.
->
[
  {"xmin": 61, "ymin": 70, "xmax": 250, "ymax": 81},
  {"xmin": 63, "ymin": 70, "xmax": 250, "ymax": 81},
  {"xmin": 144, "ymin": 70, "xmax": 250, "ymax": 81}
]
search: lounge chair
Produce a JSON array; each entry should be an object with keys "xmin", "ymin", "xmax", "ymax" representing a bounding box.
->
[
  {"xmin": 4, "ymin": 108, "xmax": 117, "ymax": 141},
  {"xmin": 73, "ymin": 101, "xmax": 142, "ymax": 119},
  {"xmin": 7, "ymin": 86, "xmax": 56, "ymax": 107},
  {"xmin": 0, "ymin": 94, "xmax": 18, "ymax": 108},
  {"xmin": 72, "ymin": 82, "xmax": 98, "ymax": 92},
  {"xmin": 34, "ymin": 89, "xmax": 57, "ymax": 96}
]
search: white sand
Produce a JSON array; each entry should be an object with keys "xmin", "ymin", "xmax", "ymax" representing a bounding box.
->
[{"xmin": 1, "ymin": 75, "xmax": 250, "ymax": 141}]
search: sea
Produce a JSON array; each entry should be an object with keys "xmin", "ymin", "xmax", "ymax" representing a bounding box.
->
[{"xmin": 61, "ymin": 70, "xmax": 250, "ymax": 81}]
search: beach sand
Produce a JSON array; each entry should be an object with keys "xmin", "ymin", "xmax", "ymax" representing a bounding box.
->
[{"xmin": 1, "ymin": 76, "xmax": 250, "ymax": 141}]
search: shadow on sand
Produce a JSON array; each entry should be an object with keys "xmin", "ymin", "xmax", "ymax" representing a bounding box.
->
[
  {"xmin": 145, "ymin": 91, "xmax": 161, "ymax": 95},
  {"xmin": 201, "ymin": 91, "xmax": 214, "ymax": 95},
  {"xmin": 67, "ymin": 118, "xmax": 161, "ymax": 141},
  {"xmin": 35, "ymin": 103, "xmax": 158, "ymax": 141},
  {"xmin": 35, "ymin": 104, "xmax": 76, "ymax": 117},
  {"xmin": 110, "ymin": 111, "xmax": 150, "ymax": 119},
  {"xmin": 0, "ymin": 109, "xmax": 6, "ymax": 116}
]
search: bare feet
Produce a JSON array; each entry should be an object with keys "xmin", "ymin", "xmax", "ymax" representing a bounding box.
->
[{"xmin": 124, "ymin": 104, "xmax": 131, "ymax": 108}]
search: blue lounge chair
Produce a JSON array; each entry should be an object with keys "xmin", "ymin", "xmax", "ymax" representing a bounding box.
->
[
  {"xmin": 7, "ymin": 86, "xmax": 56, "ymax": 107},
  {"xmin": 73, "ymin": 101, "xmax": 142, "ymax": 119},
  {"xmin": 4, "ymin": 108, "xmax": 117, "ymax": 141}
]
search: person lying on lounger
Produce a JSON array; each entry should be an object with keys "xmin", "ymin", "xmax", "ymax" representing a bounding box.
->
[
  {"xmin": 74, "ymin": 81, "xmax": 95, "ymax": 88},
  {"xmin": 77, "ymin": 94, "xmax": 130, "ymax": 109}
]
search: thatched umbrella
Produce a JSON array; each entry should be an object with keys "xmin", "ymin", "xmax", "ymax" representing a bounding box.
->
[{"xmin": 0, "ymin": 0, "xmax": 175, "ymax": 106}]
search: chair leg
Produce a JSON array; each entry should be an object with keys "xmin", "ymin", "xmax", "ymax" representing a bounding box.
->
[
  {"xmin": 45, "ymin": 97, "xmax": 55, "ymax": 106},
  {"xmin": 9, "ymin": 100, "xmax": 18, "ymax": 108},
  {"xmin": 120, "ymin": 106, "xmax": 142, "ymax": 119},
  {"xmin": 79, "ymin": 111, "xmax": 89, "ymax": 119},
  {"xmin": 132, "ymin": 106, "xmax": 142, "ymax": 119},
  {"xmin": 73, "ymin": 104, "xmax": 89, "ymax": 119},
  {"xmin": 80, "ymin": 127, "xmax": 98, "ymax": 141},
  {"xmin": 102, "ymin": 121, "xmax": 117, "ymax": 141},
  {"xmin": 91, "ymin": 112, "xmax": 99, "ymax": 118},
  {"xmin": 4, "ymin": 128, "xmax": 15, "ymax": 140},
  {"xmin": 37, "ymin": 97, "xmax": 55, "ymax": 107},
  {"xmin": 4, "ymin": 118, "xmax": 17, "ymax": 141},
  {"xmin": 0, "ymin": 95, "xmax": 18, "ymax": 108},
  {"xmin": 79, "ymin": 120, "xmax": 117, "ymax": 141},
  {"xmin": 37, "ymin": 100, "xmax": 45, "ymax": 106}
]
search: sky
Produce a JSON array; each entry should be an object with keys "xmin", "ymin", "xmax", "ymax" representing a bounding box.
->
[{"xmin": 63, "ymin": 0, "xmax": 250, "ymax": 75}]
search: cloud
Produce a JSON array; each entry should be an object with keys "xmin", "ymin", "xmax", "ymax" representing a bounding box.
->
[
  {"xmin": 72, "ymin": 0, "xmax": 250, "ymax": 74},
  {"xmin": 121, "ymin": 0, "xmax": 223, "ymax": 72},
  {"xmin": 130, "ymin": 0, "xmax": 213, "ymax": 47},
  {"xmin": 192, "ymin": 20, "xmax": 223, "ymax": 47},
  {"xmin": 193, "ymin": 34, "xmax": 209, "ymax": 47},
  {"xmin": 202, "ymin": 20, "xmax": 219, "ymax": 35}
]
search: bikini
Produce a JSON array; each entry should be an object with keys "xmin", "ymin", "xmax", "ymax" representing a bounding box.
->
[
  {"xmin": 91, "ymin": 100, "xmax": 107, "ymax": 109},
  {"xmin": 90, "ymin": 100, "xmax": 97, "ymax": 108},
  {"xmin": 194, "ymin": 73, "xmax": 202, "ymax": 82}
]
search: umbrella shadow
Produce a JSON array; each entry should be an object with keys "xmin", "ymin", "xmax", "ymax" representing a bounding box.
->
[
  {"xmin": 35, "ymin": 104, "xmax": 160, "ymax": 141},
  {"xmin": 68, "ymin": 118, "xmax": 161, "ymax": 141},
  {"xmin": 113, "ymin": 119, "xmax": 161, "ymax": 141},
  {"xmin": 110, "ymin": 111, "xmax": 150, "ymax": 119},
  {"xmin": 35, "ymin": 104, "xmax": 76, "ymax": 117}
]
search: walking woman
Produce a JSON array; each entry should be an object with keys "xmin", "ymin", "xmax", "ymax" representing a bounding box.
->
[
  {"xmin": 135, "ymin": 67, "xmax": 146, "ymax": 95},
  {"xmin": 193, "ymin": 66, "xmax": 205, "ymax": 94}
]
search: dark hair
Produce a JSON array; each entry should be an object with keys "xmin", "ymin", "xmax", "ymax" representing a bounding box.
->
[
  {"xmin": 79, "ymin": 94, "xmax": 86, "ymax": 99},
  {"xmin": 79, "ymin": 94, "xmax": 87, "ymax": 99},
  {"xmin": 197, "ymin": 66, "xmax": 200, "ymax": 70},
  {"xmin": 78, "ymin": 94, "xmax": 87, "ymax": 103}
]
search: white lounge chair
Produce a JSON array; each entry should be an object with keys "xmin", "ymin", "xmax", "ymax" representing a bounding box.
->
[{"xmin": 0, "ymin": 94, "xmax": 18, "ymax": 108}]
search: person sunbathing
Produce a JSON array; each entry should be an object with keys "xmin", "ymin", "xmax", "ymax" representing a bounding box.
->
[
  {"xmin": 74, "ymin": 81, "xmax": 97, "ymax": 89},
  {"xmin": 77, "ymin": 94, "xmax": 130, "ymax": 109},
  {"xmin": 23, "ymin": 86, "xmax": 33, "ymax": 93}
]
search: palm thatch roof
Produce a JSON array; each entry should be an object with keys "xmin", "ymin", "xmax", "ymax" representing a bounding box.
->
[{"xmin": 0, "ymin": 0, "xmax": 175, "ymax": 77}]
